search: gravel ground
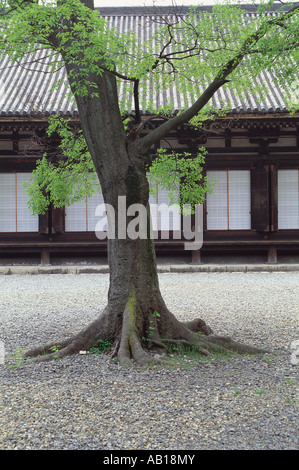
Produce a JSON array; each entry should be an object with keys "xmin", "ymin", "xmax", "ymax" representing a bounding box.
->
[{"xmin": 0, "ymin": 271, "xmax": 298, "ymax": 451}]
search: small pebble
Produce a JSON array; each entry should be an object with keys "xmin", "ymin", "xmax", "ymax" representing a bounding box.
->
[{"xmin": 0, "ymin": 272, "xmax": 298, "ymax": 450}]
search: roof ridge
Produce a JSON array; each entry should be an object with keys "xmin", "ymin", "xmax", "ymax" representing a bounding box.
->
[{"xmin": 95, "ymin": 4, "xmax": 288, "ymax": 16}]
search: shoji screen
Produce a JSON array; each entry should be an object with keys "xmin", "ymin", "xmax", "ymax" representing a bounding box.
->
[
  {"xmin": 278, "ymin": 169, "xmax": 299, "ymax": 229},
  {"xmin": 16, "ymin": 173, "xmax": 39, "ymax": 232},
  {"xmin": 0, "ymin": 173, "xmax": 16, "ymax": 232},
  {"xmin": 65, "ymin": 183, "xmax": 182, "ymax": 233},
  {"xmin": 149, "ymin": 181, "xmax": 181, "ymax": 231},
  {"xmin": 206, "ymin": 171, "xmax": 228, "ymax": 230},
  {"xmin": 87, "ymin": 192, "xmax": 106, "ymax": 232},
  {"xmin": 228, "ymin": 170, "xmax": 251, "ymax": 230},
  {"xmin": 206, "ymin": 170, "xmax": 251, "ymax": 230},
  {"xmin": 0, "ymin": 173, "xmax": 38, "ymax": 232},
  {"xmin": 65, "ymin": 192, "xmax": 106, "ymax": 232},
  {"xmin": 65, "ymin": 198, "xmax": 87, "ymax": 231}
]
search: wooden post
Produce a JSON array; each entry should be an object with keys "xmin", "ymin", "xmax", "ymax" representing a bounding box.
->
[
  {"xmin": 40, "ymin": 248, "xmax": 50, "ymax": 265},
  {"xmin": 192, "ymin": 249, "xmax": 202, "ymax": 265},
  {"xmin": 251, "ymin": 165, "xmax": 270, "ymax": 232},
  {"xmin": 267, "ymin": 246, "xmax": 277, "ymax": 264}
]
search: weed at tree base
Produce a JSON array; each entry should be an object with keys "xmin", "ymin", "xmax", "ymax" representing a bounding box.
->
[{"xmin": 89, "ymin": 338, "xmax": 113, "ymax": 355}]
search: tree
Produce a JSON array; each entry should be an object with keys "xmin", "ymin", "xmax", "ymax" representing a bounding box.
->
[{"xmin": 1, "ymin": 0, "xmax": 298, "ymax": 365}]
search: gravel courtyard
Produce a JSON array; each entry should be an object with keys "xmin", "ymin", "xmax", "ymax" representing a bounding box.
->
[{"xmin": 0, "ymin": 271, "xmax": 298, "ymax": 450}]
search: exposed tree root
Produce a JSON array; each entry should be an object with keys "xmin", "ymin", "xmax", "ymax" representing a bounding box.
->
[
  {"xmin": 23, "ymin": 293, "xmax": 265, "ymax": 366},
  {"xmin": 117, "ymin": 291, "xmax": 156, "ymax": 366},
  {"xmin": 23, "ymin": 308, "xmax": 111, "ymax": 363}
]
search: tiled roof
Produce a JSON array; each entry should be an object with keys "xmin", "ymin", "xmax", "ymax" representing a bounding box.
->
[{"xmin": 0, "ymin": 6, "xmax": 295, "ymax": 118}]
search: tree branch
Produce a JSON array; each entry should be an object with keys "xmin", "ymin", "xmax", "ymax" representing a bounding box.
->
[
  {"xmin": 137, "ymin": 77, "xmax": 228, "ymax": 151},
  {"xmin": 138, "ymin": 2, "xmax": 299, "ymax": 152},
  {"xmin": 133, "ymin": 79, "xmax": 141, "ymax": 124}
]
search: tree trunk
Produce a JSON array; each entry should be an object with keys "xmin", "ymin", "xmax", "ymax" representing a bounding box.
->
[
  {"xmin": 24, "ymin": 159, "xmax": 264, "ymax": 365},
  {"xmin": 24, "ymin": 69, "xmax": 265, "ymax": 365}
]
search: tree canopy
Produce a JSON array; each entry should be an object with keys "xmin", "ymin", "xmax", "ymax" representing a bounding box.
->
[{"xmin": 0, "ymin": 1, "xmax": 298, "ymax": 215}]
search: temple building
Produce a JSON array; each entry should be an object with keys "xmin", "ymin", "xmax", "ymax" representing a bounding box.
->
[{"xmin": 0, "ymin": 6, "xmax": 298, "ymax": 265}]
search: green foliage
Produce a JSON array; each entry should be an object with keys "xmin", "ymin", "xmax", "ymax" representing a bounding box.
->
[
  {"xmin": 148, "ymin": 147, "xmax": 216, "ymax": 212},
  {"xmin": 1, "ymin": 0, "xmax": 297, "ymax": 112},
  {"xmin": 89, "ymin": 338, "xmax": 113, "ymax": 354},
  {"xmin": 189, "ymin": 104, "xmax": 232, "ymax": 129},
  {"xmin": 24, "ymin": 115, "xmax": 100, "ymax": 215},
  {"xmin": 5, "ymin": 348, "xmax": 27, "ymax": 369},
  {"xmin": 142, "ymin": 311, "xmax": 161, "ymax": 343},
  {"xmin": 24, "ymin": 112, "xmax": 216, "ymax": 215},
  {"xmin": 1, "ymin": 0, "xmax": 122, "ymax": 97},
  {"xmin": 119, "ymin": 0, "xmax": 298, "ymax": 114},
  {"xmin": 164, "ymin": 342, "xmax": 201, "ymax": 360}
]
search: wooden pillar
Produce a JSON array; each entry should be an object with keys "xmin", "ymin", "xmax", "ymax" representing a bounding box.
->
[
  {"xmin": 267, "ymin": 246, "xmax": 277, "ymax": 264},
  {"xmin": 192, "ymin": 249, "xmax": 202, "ymax": 265},
  {"xmin": 251, "ymin": 165, "xmax": 270, "ymax": 232},
  {"xmin": 40, "ymin": 248, "xmax": 50, "ymax": 265}
]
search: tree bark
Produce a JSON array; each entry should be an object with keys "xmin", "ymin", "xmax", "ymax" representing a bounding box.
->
[
  {"xmin": 24, "ymin": 81, "xmax": 264, "ymax": 364},
  {"xmin": 24, "ymin": 40, "xmax": 265, "ymax": 365}
]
